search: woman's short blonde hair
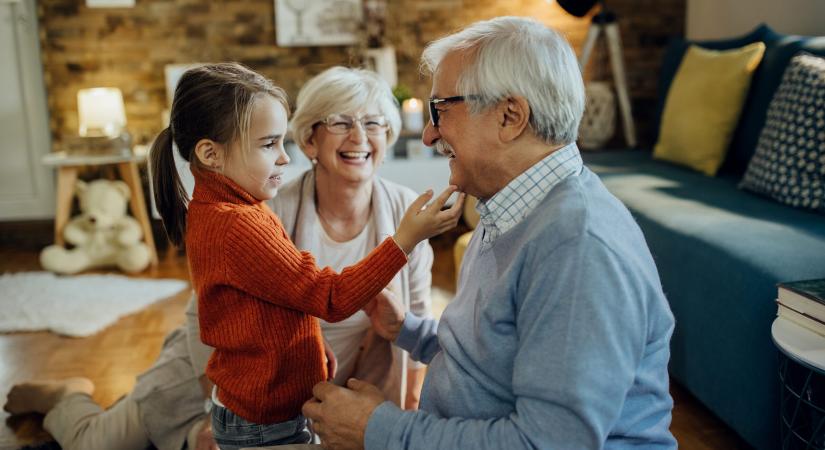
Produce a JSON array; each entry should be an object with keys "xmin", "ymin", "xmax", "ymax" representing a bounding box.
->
[{"xmin": 290, "ymin": 66, "xmax": 402, "ymax": 151}]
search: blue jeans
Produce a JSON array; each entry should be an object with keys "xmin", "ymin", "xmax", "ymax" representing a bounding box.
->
[{"xmin": 210, "ymin": 404, "xmax": 312, "ymax": 450}]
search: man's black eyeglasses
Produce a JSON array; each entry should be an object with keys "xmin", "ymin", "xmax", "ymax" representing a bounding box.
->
[{"xmin": 428, "ymin": 96, "xmax": 468, "ymax": 128}]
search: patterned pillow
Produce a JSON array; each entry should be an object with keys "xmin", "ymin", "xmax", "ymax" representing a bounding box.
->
[{"xmin": 740, "ymin": 53, "xmax": 825, "ymax": 212}]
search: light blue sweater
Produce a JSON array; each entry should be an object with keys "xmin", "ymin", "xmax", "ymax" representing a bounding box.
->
[{"xmin": 365, "ymin": 167, "xmax": 677, "ymax": 449}]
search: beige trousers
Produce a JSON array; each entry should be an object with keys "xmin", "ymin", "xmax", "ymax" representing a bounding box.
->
[{"xmin": 44, "ymin": 392, "xmax": 204, "ymax": 450}]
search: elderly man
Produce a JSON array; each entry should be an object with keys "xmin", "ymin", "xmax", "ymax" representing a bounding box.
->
[{"xmin": 303, "ymin": 16, "xmax": 677, "ymax": 450}]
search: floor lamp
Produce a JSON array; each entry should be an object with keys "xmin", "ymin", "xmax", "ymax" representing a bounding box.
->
[{"xmin": 558, "ymin": 0, "xmax": 637, "ymax": 147}]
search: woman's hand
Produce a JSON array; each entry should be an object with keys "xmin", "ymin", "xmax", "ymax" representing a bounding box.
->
[
  {"xmin": 362, "ymin": 289, "xmax": 406, "ymax": 342},
  {"xmin": 404, "ymin": 367, "xmax": 426, "ymax": 410},
  {"xmin": 194, "ymin": 418, "xmax": 219, "ymax": 450},
  {"xmin": 323, "ymin": 338, "xmax": 338, "ymax": 381},
  {"xmin": 198, "ymin": 375, "xmax": 213, "ymax": 399},
  {"xmin": 393, "ymin": 186, "xmax": 465, "ymax": 254}
]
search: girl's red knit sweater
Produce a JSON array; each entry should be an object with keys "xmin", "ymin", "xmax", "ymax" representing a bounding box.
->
[{"xmin": 186, "ymin": 168, "xmax": 407, "ymax": 424}]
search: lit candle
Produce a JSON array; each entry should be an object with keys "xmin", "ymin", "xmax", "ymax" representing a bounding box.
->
[{"xmin": 402, "ymin": 98, "xmax": 424, "ymax": 132}]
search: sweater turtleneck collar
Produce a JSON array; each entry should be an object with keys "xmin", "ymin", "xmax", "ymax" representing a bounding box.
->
[{"xmin": 191, "ymin": 166, "xmax": 262, "ymax": 206}]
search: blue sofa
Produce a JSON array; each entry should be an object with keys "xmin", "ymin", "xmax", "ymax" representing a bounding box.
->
[{"xmin": 582, "ymin": 26, "xmax": 825, "ymax": 449}]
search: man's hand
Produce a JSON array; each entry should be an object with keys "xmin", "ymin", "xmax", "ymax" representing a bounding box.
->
[
  {"xmin": 362, "ymin": 289, "xmax": 405, "ymax": 342},
  {"xmin": 302, "ymin": 379, "xmax": 386, "ymax": 450},
  {"xmin": 194, "ymin": 417, "xmax": 219, "ymax": 450}
]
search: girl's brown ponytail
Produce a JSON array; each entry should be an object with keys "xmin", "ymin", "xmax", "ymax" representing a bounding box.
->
[{"xmin": 149, "ymin": 127, "xmax": 187, "ymax": 246}]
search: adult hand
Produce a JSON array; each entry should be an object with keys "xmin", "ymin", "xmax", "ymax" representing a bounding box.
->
[
  {"xmin": 362, "ymin": 289, "xmax": 405, "ymax": 342},
  {"xmin": 393, "ymin": 186, "xmax": 465, "ymax": 254},
  {"xmin": 198, "ymin": 375, "xmax": 214, "ymax": 399},
  {"xmin": 323, "ymin": 337, "xmax": 338, "ymax": 380},
  {"xmin": 194, "ymin": 418, "xmax": 219, "ymax": 450},
  {"xmin": 404, "ymin": 367, "xmax": 426, "ymax": 410},
  {"xmin": 302, "ymin": 379, "xmax": 386, "ymax": 450}
]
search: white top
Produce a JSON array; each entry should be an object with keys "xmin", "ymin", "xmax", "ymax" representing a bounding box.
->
[
  {"xmin": 306, "ymin": 212, "xmax": 377, "ymax": 385},
  {"xmin": 772, "ymin": 316, "xmax": 825, "ymax": 372},
  {"xmin": 271, "ymin": 170, "xmax": 434, "ymax": 405}
]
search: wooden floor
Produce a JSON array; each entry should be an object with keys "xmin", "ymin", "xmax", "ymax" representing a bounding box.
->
[{"xmin": 0, "ymin": 225, "xmax": 751, "ymax": 449}]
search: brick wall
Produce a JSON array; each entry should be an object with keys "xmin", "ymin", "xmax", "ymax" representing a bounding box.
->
[{"xmin": 37, "ymin": 0, "xmax": 684, "ymax": 149}]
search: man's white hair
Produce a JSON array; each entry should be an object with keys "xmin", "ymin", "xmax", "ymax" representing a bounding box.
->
[
  {"xmin": 290, "ymin": 66, "xmax": 402, "ymax": 151},
  {"xmin": 421, "ymin": 16, "xmax": 585, "ymax": 145}
]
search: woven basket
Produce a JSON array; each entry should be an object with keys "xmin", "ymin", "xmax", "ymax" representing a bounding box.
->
[{"xmin": 578, "ymin": 81, "xmax": 616, "ymax": 150}]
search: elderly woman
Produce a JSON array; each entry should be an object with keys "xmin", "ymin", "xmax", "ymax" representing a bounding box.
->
[{"xmin": 272, "ymin": 66, "xmax": 433, "ymax": 409}]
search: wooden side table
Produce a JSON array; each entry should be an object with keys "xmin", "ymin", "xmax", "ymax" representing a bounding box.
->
[{"xmin": 42, "ymin": 151, "xmax": 159, "ymax": 268}]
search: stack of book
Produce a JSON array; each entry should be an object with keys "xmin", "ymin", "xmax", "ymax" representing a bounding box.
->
[{"xmin": 777, "ymin": 278, "xmax": 825, "ymax": 336}]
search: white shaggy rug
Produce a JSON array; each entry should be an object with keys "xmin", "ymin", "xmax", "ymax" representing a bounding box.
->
[{"xmin": 0, "ymin": 271, "xmax": 188, "ymax": 337}]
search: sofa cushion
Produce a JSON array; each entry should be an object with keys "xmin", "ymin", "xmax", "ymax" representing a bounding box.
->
[
  {"xmin": 723, "ymin": 36, "xmax": 825, "ymax": 175},
  {"xmin": 655, "ymin": 24, "xmax": 825, "ymax": 176},
  {"xmin": 740, "ymin": 53, "xmax": 825, "ymax": 213},
  {"xmin": 583, "ymin": 149, "xmax": 825, "ymax": 448},
  {"xmin": 654, "ymin": 24, "xmax": 777, "ymax": 146},
  {"xmin": 654, "ymin": 43, "xmax": 765, "ymax": 176}
]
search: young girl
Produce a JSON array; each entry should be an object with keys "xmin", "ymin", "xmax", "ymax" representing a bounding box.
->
[{"xmin": 149, "ymin": 63, "xmax": 463, "ymax": 448}]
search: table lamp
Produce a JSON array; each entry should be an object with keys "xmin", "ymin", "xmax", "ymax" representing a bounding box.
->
[
  {"xmin": 78, "ymin": 87, "xmax": 126, "ymax": 137},
  {"xmin": 69, "ymin": 87, "xmax": 131, "ymax": 155}
]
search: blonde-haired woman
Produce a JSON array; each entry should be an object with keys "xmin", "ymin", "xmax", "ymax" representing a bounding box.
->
[{"xmin": 273, "ymin": 66, "xmax": 432, "ymax": 409}]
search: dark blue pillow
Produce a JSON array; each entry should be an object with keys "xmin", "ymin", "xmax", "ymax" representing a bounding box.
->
[{"xmin": 739, "ymin": 53, "xmax": 825, "ymax": 213}]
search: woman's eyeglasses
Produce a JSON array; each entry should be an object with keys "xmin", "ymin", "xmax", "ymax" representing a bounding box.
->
[{"xmin": 321, "ymin": 114, "xmax": 388, "ymax": 136}]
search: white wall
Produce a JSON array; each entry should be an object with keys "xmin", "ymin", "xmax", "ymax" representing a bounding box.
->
[{"xmin": 687, "ymin": 0, "xmax": 825, "ymax": 40}]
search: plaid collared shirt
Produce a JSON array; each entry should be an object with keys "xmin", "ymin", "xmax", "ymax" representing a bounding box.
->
[{"xmin": 476, "ymin": 143, "xmax": 583, "ymax": 244}]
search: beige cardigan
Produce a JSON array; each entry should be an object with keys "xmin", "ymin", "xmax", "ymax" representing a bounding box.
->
[{"xmin": 270, "ymin": 169, "xmax": 434, "ymax": 407}]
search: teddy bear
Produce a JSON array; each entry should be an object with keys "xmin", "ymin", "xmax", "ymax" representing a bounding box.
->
[{"xmin": 40, "ymin": 179, "xmax": 152, "ymax": 274}]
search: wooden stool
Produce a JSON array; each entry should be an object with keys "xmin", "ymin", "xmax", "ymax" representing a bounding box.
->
[{"xmin": 42, "ymin": 151, "xmax": 159, "ymax": 268}]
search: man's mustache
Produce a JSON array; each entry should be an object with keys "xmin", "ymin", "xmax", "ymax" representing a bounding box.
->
[{"xmin": 436, "ymin": 141, "xmax": 454, "ymax": 157}]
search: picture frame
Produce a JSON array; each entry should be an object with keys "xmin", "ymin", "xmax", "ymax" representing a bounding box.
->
[
  {"xmin": 275, "ymin": 0, "xmax": 363, "ymax": 47},
  {"xmin": 363, "ymin": 46, "xmax": 397, "ymax": 88},
  {"xmin": 85, "ymin": 0, "xmax": 135, "ymax": 8},
  {"xmin": 163, "ymin": 63, "xmax": 206, "ymax": 108}
]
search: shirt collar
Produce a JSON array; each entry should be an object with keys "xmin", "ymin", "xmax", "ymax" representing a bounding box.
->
[{"xmin": 476, "ymin": 143, "xmax": 583, "ymax": 242}]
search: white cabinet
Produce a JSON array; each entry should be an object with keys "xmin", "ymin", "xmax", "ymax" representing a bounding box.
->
[{"xmin": 0, "ymin": 0, "xmax": 54, "ymax": 219}]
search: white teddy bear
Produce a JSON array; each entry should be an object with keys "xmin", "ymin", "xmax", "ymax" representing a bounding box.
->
[{"xmin": 40, "ymin": 179, "xmax": 152, "ymax": 274}]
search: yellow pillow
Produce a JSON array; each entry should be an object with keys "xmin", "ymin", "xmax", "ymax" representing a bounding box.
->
[{"xmin": 653, "ymin": 42, "xmax": 765, "ymax": 176}]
